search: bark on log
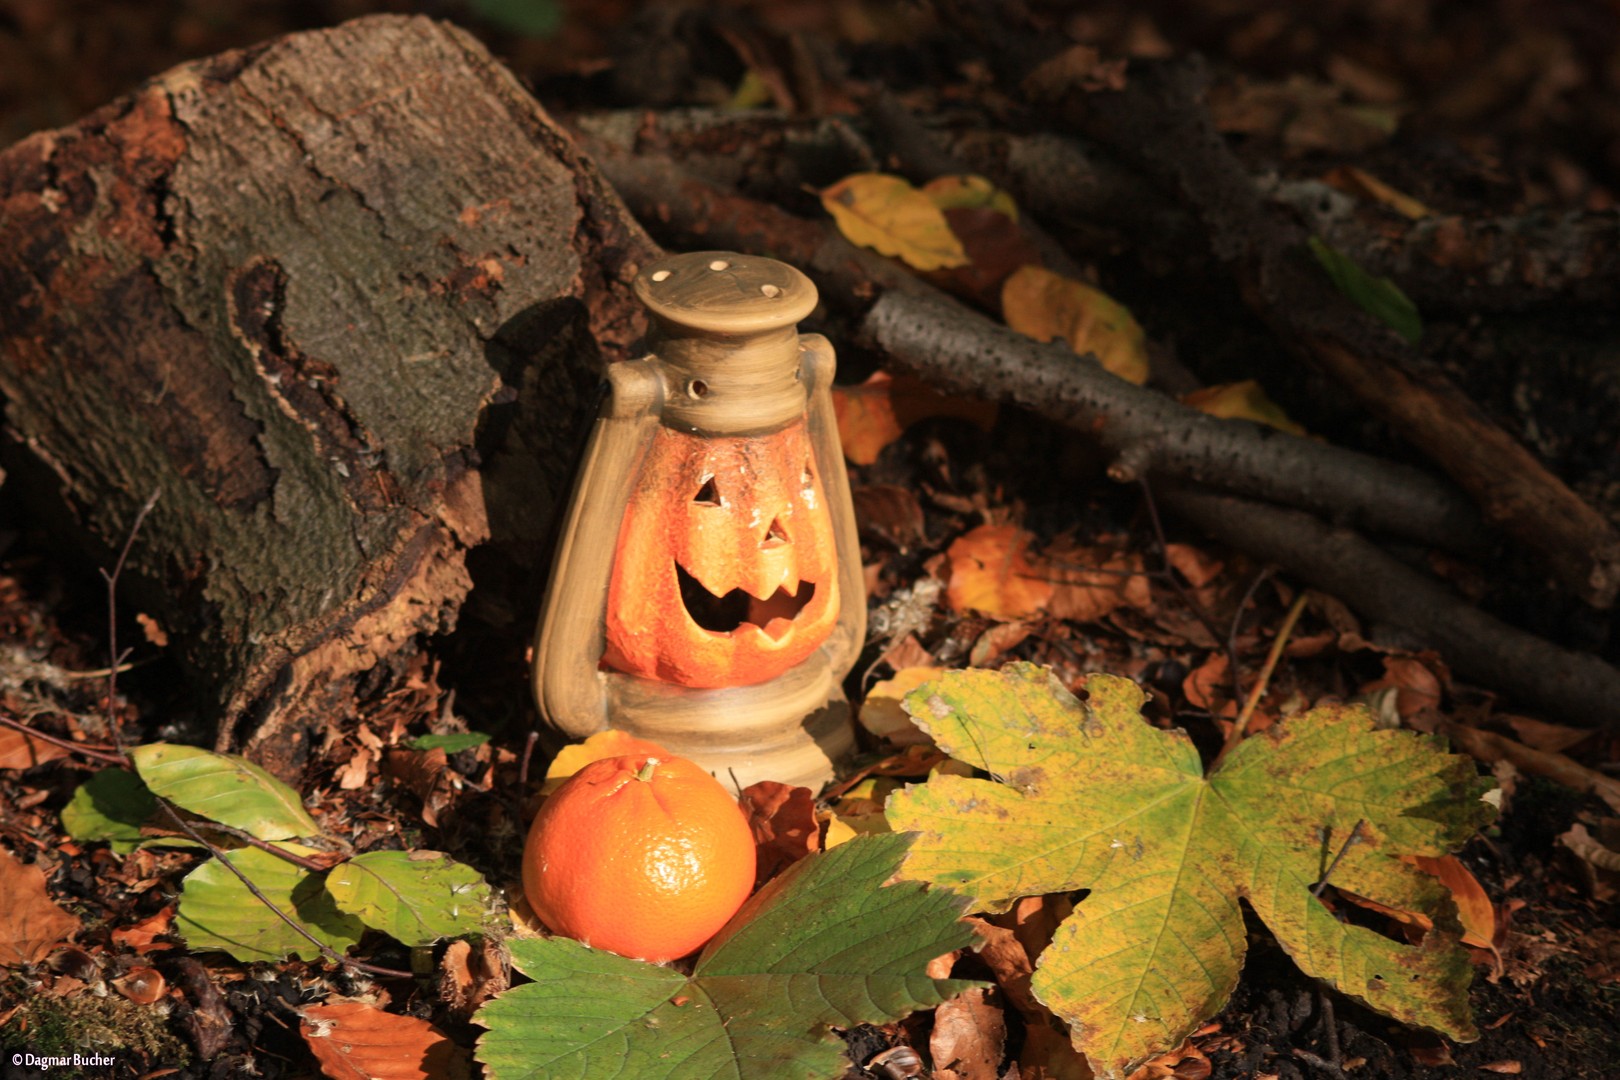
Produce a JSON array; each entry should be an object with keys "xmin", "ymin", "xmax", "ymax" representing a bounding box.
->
[{"xmin": 0, "ymin": 15, "xmax": 659, "ymax": 775}]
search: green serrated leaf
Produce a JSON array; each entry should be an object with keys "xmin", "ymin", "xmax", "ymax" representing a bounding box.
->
[
  {"xmin": 130, "ymin": 743, "xmax": 320, "ymax": 840},
  {"xmin": 324, "ymin": 851, "xmax": 492, "ymax": 947},
  {"xmin": 404, "ymin": 732, "xmax": 490, "ymax": 754},
  {"xmin": 176, "ymin": 845, "xmax": 363, "ymax": 962},
  {"xmin": 62, "ymin": 768, "xmax": 158, "ymax": 853},
  {"xmin": 1308, "ymin": 236, "xmax": 1423, "ymax": 343},
  {"xmin": 475, "ymin": 833, "xmax": 981, "ymax": 1080},
  {"xmin": 886, "ymin": 664, "xmax": 1494, "ymax": 1078}
]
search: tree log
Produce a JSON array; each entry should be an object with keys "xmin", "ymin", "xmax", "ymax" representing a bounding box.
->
[{"xmin": 0, "ymin": 15, "xmax": 658, "ymax": 775}]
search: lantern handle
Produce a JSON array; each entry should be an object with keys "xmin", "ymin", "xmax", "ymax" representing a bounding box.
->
[
  {"xmin": 799, "ymin": 332, "xmax": 867, "ymax": 674},
  {"xmin": 533, "ymin": 357, "xmax": 665, "ymax": 741}
]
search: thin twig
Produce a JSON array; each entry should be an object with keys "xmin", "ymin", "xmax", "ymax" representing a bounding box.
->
[
  {"xmin": 93, "ymin": 490, "xmax": 411, "ymax": 981},
  {"xmin": 1225, "ymin": 566, "xmax": 1275, "ymax": 715},
  {"xmin": 185, "ymin": 821, "xmax": 341, "ymax": 872},
  {"xmin": 1229, "ymin": 591, "xmax": 1310, "ymax": 745},
  {"xmin": 1312, "ymin": 819, "xmax": 1366, "ymax": 898},
  {"xmin": 0, "ymin": 712, "xmax": 129, "ymax": 766}
]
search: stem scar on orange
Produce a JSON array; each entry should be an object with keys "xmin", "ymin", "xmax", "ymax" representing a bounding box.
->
[{"xmin": 522, "ymin": 752, "xmax": 757, "ymax": 963}]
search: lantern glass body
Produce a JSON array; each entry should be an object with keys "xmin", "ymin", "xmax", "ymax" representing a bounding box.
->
[{"xmin": 603, "ymin": 419, "xmax": 840, "ymax": 688}]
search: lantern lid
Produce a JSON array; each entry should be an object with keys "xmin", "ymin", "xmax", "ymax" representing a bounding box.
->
[{"xmin": 634, "ymin": 251, "xmax": 817, "ymax": 337}]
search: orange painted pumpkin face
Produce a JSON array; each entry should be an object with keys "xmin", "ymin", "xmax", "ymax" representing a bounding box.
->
[{"xmin": 603, "ymin": 419, "xmax": 840, "ymax": 688}]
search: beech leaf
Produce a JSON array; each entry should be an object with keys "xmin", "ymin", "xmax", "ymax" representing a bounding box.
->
[
  {"xmin": 301, "ymin": 1000, "xmax": 472, "ymax": 1080},
  {"xmin": 474, "ymin": 833, "xmax": 981, "ymax": 1080},
  {"xmin": 323, "ymin": 851, "xmax": 493, "ymax": 947},
  {"xmin": 0, "ymin": 847, "xmax": 81, "ymax": 966},
  {"xmin": 62, "ymin": 768, "xmax": 158, "ymax": 853},
  {"xmin": 176, "ymin": 845, "xmax": 364, "ymax": 962},
  {"xmin": 821, "ymin": 173, "xmax": 969, "ymax": 271},
  {"xmin": 1001, "ymin": 265, "xmax": 1149, "ymax": 385},
  {"xmin": 886, "ymin": 664, "xmax": 1494, "ymax": 1078},
  {"xmin": 131, "ymin": 742, "xmax": 320, "ymax": 840}
]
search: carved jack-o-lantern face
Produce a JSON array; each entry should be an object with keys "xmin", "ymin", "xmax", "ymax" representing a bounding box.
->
[{"xmin": 603, "ymin": 419, "xmax": 840, "ymax": 688}]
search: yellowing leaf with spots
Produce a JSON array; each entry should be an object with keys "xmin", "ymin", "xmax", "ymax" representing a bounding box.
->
[
  {"xmin": 1001, "ymin": 265, "xmax": 1149, "ymax": 385},
  {"xmin": 945, "ymin": 523, "xmax": 1053, "ymax": 620},
  {"xmin": 1181, "ymin": 379, "xmax": 1306, "ymax": 436},
  {"xmin": 821, "ymin": 173, "xmax": 970, "ymax": 271},
  {"xmin": 886, "ymin": 664, "xmax": 1493, "ymax": 1078}
]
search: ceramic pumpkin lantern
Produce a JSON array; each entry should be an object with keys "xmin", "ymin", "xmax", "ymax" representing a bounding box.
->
[{"xmin": 532, "ymin": 251, "xmax": 864, "ymax": 790}]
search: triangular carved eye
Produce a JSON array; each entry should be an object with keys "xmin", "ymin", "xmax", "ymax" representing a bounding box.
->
[
  {"xmin": 763, "ymin": 517, "xmax": 788, "ymax": 547},
  {"xmin": 693, "ymin": 476, "xmax": 720, "ymax": 506}
]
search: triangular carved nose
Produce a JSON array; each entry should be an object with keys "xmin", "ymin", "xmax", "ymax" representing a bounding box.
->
[{"xmin": 761, "ymin": 517, "xmax": 789, "ymax": 548}]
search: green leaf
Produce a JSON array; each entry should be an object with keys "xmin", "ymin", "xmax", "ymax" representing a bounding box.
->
[
  {"xmin": 404, "ymin": 732, "xmax": 490, "ymax": 754},
  {"xmin": 324, "ymin": 851, "xmax": 493, "ymax": 947},
  {"xmin": 470, "ymin": 0, "xmax": 562, "ymax": 38},
  {"xmin": 176, "ymin": 845, "xmax": 364, "ymax": 962},
  {"xmin": 886, "ymin": 664, "xmax": 1494, "ymax": 1078},
  {"xmin": 130, "ymin": 743, "xmax": 320, "ymax": 840},
  {"xmin": 474, "ymin": 833, "xmax": 980, "ymax": 1080},
  {"xmin": 62, "ymin": 769, "xmax": 157, "ymax": 853},
  {"xmin": 1308, "ymin": 236, "xmax": 1423, "ymax": 343}
]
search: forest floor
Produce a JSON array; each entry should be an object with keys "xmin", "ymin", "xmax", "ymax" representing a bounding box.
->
[{"xmin": 2, "ymin": 1, "xmax": 1619, "ymax": 1078}]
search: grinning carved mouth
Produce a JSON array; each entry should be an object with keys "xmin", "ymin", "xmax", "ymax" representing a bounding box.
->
[{"xmin": 676, "ymin": 562, "xmax": 816, "ymax": 640}]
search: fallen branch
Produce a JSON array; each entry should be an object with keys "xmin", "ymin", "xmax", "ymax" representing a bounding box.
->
[
  {"xmin": 855, "ymin": 286, "xmax": 1480, "ymax": 553},
  {"xmin": 1055, "ymin": 59, "xmax": 1620, "ymax": 607},
  {"xmin": 1436, "ymin": 722, "xmax": 1620, "ymax": 814},
  {"xmin": 598, "ymin": 148, "xmax": 1484, "ymax": 555},
  {"xmin": 1160, "ymin": 487, "xmax": 1620, "ymax": 732}
]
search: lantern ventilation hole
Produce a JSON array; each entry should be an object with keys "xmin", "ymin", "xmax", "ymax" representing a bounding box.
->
[
  {"xmin": 651, "ymin": 269, "xmax": 672, "ymax": 282},
  {"xmin": 693, "ymin": 477, "xmax": 720, "ymax": 506},
  {"xmin": 762, "ymin": 518, "xmax": 789, "ymax": 548},
  {"xmin": 760, "ymin": 283, "xmax": 781, "ymax": 298},
  {"xmin": 708, "ymin": 259, "xmax": 730, "ymax": 271},
  {"xmin": 688, "ymin": 378, "xmax": 708, "ymax": 398}
]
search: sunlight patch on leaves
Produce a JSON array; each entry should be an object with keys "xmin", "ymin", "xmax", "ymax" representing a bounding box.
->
[{"xmin": 886, "ymin": 664, "xmax": 1494, "ymax": 1077}]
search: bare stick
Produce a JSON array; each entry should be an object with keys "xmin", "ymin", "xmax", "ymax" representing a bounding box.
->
[
  {"xmin": 0, "ymin": 712, "xmax": 128, "ymax": 766},
  {"xmin": 1230, "ymin": 592, "xmax": 1310, "ymax": 744},
  {"xmin": 1313, "ymin": 819, "xmax": 1366, "ymax": 898}
]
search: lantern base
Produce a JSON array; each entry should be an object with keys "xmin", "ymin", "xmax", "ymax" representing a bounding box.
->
[{"xmin": 542, "ymin": 659, "xmax": 856, "ymax": 792}]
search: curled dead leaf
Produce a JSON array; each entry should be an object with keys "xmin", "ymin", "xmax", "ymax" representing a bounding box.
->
[{"xmin": 301, "ymin": 1000, "xmax": 471, "ymax": 1080}]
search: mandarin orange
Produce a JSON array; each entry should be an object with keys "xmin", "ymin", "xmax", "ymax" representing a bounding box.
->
[{"xmin": 522, "ymin": 751, "xmax": 756, "ymax": 963}]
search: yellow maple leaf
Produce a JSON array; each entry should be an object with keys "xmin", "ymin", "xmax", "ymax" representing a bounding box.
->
[
  {"xmin": 1001, "ymin": 265, "xmax": 1149, "ymax": 385},
  {"xmin": 821, "ymin": 172, "xmax": 969, "ymax": 271}
]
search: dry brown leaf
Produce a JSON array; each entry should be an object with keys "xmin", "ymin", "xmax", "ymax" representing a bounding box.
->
[
  {"xmin": 852, "ymin": 483, "xmax": 928, "ymax": 553},
  {"xmin": 1182, "ymin": 653, "xmax": 1233, "ymax": 713},
  {"xmin": 111, "ymin": 905, "xmax": 175, "ymax": 953},
  {"xmin": 964, "ymin": 917, "xmax": 1039, "ymax": 1018},
  {"xmin": 860, "ymin": 667, "xmax": 947, "ymax": 747},
  {"xmin": 0, "ymin": 847, "xmax": 80, "ymax": 966},
  {"xmin": 1479, "ymin": 1063, "xmax": 1523, "ymax": 1075},
  {"xmin": 1501, "ymin": 715, "xmax": 1590, "ymax": 755},
  {"xmin": 969, "ymin": 621, "xmax": 1035, "ymax": 667},
  {"xmin": 1002, "ymin": 265, "xmax": 1149, "ymax": 385},
  {"xmin": 1021, "ymin": 1022, "xmax": 1096, "ymax": 1080},
  {"xmin": 1180, "ymin": 380, "xmax": 1305, "ymax": 436},
  {"xmin": 740, "ymin": 780, "xmax": 821, "ymax": 887},
  {"xmin": 301, "ymin": 1001, "xmax": 471, "ymax": 1080},
  {"xmin": 111, "ymin": 965, "xmax": 166, "ymax": 1005},
  {"xmin": 932, "ymin": 206, "xmax": 1045, "ymax": 308},
  {"xmin": 381, "ymin": 749, "xmax": 455, "ymax": 828},
  {"xmin": 0, "ymin": 726, "xmax": 71, "ymax": 770},
  {"xmin": 930, "ymin": 987, "xmax": 1007, "ymax": 1080},
  {"xmin": 945, "ymin": 524, "xmax": 1053, "ymax": 619},
  {"xmin": 1163, "ymin": 543, "xmax": 1224, "ymax": 589},
  {"xmin": 832, "ymin": 371, "xmax": 997, "ymax": 466},
  {"xmin": 1359, "ymin": 655, "xmax": 1448, "ymax": 722},
  {"xmin": 820, "ymin": 173, "xmax": 968, "ymax": 271},
  {"xmin": 1044, "ymin": 543, "xmax": 1152, "ymax": 623},
  {"xmin": 1209, "ymin": 75, "xmax": 1396, "ymax": 154}
]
